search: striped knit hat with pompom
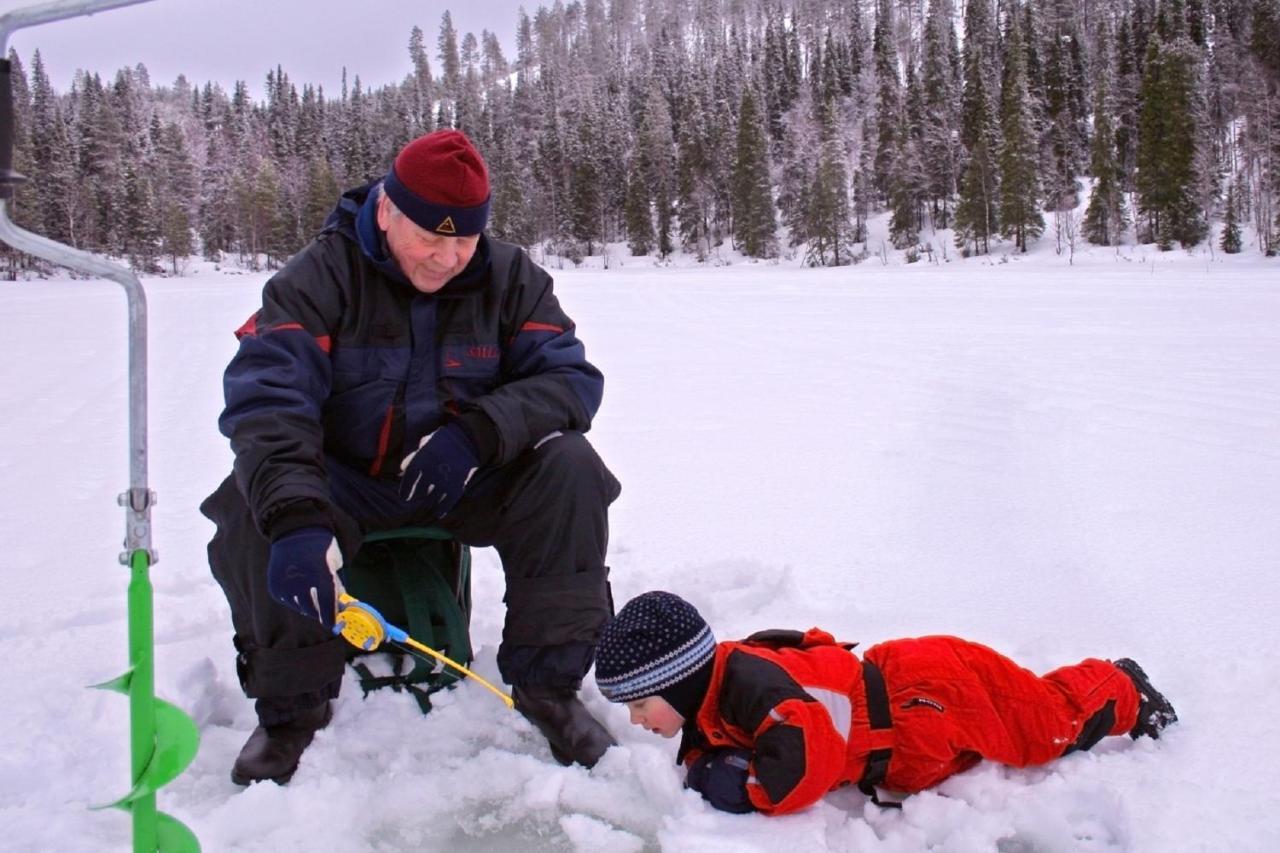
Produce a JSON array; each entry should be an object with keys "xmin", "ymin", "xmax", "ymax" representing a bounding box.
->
[{"xmin": 595, "ymin": 591, "xmax": 717, "ymax": 719}]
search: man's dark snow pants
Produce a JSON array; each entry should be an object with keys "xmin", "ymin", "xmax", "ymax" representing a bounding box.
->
[{"xmin": 202, "ymin": 431, "xmax": 621, "ymax": 725}]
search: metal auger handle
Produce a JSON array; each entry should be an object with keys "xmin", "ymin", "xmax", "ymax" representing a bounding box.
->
[
  {"xmin": 0, "ymin": 0, "xmax": 156, "ymax": 39},
  {"xmin": 0, "ymin": 0, "xmax": 160, "ymax": 560}
]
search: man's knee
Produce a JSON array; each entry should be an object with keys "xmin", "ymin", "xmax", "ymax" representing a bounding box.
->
[
  {"xmin": 202, "ymin": 475, "xmax": 256, "ymax": 545},
  {"xmin": 530, "ymin": 431, "xmax": 621, "ymax": 502}
]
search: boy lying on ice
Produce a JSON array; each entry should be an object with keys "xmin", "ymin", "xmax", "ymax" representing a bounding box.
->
[{"xmin": 594, "ymin": 591, "xmax": 1177, "ymax": 815}]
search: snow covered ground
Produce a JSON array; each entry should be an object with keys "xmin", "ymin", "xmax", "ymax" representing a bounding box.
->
[{"xmin": 1, "ymin": 244, "xmax": 1277, "ymax": 852}]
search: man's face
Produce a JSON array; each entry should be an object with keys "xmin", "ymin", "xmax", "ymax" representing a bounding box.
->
[
  {"xmin": 626, "ymin": 695, "xmax": 684, "ymax": 738},
  {"xmin": 377, "ymin": 193, "xmax": 480, "ymax": 294}
]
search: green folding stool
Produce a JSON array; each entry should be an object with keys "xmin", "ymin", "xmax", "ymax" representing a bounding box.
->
[{"xmin": 339, "ymin": 527, "xmax": 474, "ymax": 713}]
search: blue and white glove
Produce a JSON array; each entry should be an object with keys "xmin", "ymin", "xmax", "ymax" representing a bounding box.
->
[
  {"xmin": 685, "ymin": 748, "xmax": 756, "ymax": 813},
  {"xmin": 399, "ymin": 422, "xmax": 480, "ymax": 518},
  {"xmin": 266, "ymin": 526, "xmax": 344, "ymax": 627}
]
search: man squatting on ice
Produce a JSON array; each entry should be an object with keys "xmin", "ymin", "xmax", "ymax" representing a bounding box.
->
[
  {"xmin": 596, "ymin": 592, "xmax": 1178, "ymax": 815},
  {"xmin": 201, "ymin": 129, "xmax": 621, "ymax": 785}
]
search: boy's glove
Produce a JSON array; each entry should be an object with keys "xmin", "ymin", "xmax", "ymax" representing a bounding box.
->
[
  {"xmin": 685, "ymin": 748, "xmax": 756, "ymax": 813},
  {"xmin": 266, "ymin": 526, "xmax": 344, "ymax": 627},
  {"xmin": 399, "ymin": 423, "xmax": 480, "ymax": 518}
]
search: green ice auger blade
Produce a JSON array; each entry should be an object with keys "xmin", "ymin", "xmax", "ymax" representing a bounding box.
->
[
  {"xmin": 92, "ymin": 549, "xmax": 200, "ymax": 852},
  {"xmin": 155, "ymin": 811, "xmax": 202, "ymax": 852},
  {"xmin": 90, "ymin": 696, "xmax": 200, "ymax": 808}
]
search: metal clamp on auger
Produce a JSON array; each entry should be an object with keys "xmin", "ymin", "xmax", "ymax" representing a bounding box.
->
[{"xmin": 335, "ymin": 593, "xmax": 514, "ymax": 709}]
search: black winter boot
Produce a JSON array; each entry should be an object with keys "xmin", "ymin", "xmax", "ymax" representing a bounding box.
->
[
  {"xmin": 513, "ymin": 685, "xmax": 617, "ymax": 768},
  {"xmin": 1114, "ymin": 658, "xmax": 1178, "ymax": 739},
  {"xmin": 230, "ymin": 702, "xmax": 332, "ymax": 786}
]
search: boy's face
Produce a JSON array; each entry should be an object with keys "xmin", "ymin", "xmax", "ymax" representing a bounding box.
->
[{"xmin": 625, "ymin": 696, "xmax": 684, "ymax": 738}]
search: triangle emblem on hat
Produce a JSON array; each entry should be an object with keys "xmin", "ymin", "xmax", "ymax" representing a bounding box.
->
[{"xmin": 436, "ymin": 216, "xmax": 457, "ymax": 235}]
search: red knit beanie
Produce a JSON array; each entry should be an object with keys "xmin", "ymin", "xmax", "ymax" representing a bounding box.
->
[{"xmin": 384, "ymin": 129, "xmax": 491, "ymax": 236}]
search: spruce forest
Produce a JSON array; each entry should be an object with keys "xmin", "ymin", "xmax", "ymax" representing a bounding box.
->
[{"xmin": 5, "ymin": 0, "xmax": 1280, "ymax": 276}]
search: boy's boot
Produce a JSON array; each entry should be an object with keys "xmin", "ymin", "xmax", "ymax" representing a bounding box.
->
[
  {"xmin": 231, "ymin": 701, "xmax": 332, "ymax": 785},
  {"xmin": 513, "ymin": 685, "xmax": 616, "ymax": 768},
  {"xmin": 1114, "ymin": 658, "xmax": 1178, "ymax": 739}
]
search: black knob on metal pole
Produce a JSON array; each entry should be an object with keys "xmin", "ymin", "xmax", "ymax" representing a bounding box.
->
[{"xmin": 0, "ymin": 57, "xmax": 27, "ymax": 200}]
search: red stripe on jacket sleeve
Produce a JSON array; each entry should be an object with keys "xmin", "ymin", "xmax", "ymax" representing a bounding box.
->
[
  {"xmin": 520, "ymin": 321, "xmax": 564, "ymax": 334},
  {"xmin": 234, "ymin": 313, "xmax": 259, "ymax": 340},
  {"xmin": 241, "ymin": 318, "xmax": 331, "ymax": 353}
]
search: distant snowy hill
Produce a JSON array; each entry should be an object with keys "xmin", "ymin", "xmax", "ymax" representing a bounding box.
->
[{"xmin": 1, "ymin": 251, "xmax": 1277, "ymax": 851}]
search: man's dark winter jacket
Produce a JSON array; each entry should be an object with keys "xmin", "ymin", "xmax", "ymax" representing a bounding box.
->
[{"xmin": 220, "ymin": 182, "xmax": 603, "ymax": 540}]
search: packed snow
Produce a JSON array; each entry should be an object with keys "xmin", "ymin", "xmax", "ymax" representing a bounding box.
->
[{"xmin": 1, "ymin": 242, "xmax": 1278, "ymax": 852}]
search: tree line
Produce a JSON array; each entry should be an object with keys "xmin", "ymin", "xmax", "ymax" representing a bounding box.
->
[{"xmin": 4, "ymin": 0, "xmax": 1279, "ymax": 277}]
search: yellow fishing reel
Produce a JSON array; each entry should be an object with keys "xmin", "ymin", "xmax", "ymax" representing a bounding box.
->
[
  {"xmin": 335, "ymin": 593, "xmax": 392, "ymax": 651},
  {"xmin": 335, "ymin": 592, "xmax": 514, "ymax": 708}
]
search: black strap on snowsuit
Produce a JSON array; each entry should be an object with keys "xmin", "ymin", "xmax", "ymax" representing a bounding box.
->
[{"xmin": 857, "ymin": 659, "xmax": 901, "ymax": 809}]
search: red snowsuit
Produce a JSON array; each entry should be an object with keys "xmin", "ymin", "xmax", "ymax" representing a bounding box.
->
[{"xmin": 679, "ymin": 630, "xmax": 1141, "ymax": 815}]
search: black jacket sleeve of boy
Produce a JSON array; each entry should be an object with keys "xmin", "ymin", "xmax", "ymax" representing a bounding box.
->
[
  {"xmin": 718, "ymin": 649, "xmax": 851, "ymax": 814},
  {"xmin": 718, "ymin": 651, "xmax": 814, "ymax": 808}
]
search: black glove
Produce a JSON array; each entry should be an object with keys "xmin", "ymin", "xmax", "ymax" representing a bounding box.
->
[
  {"xmin": 685, "ymin": 748, "xmax": 756, "ymax": 813},
  {"xmin": 399, "ymin": 423, "xmax": 480, "ymax": 518}
]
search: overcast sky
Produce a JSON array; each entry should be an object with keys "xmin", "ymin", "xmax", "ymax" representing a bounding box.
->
[{"xmin": 5, "ymin": 0, "xmax": 527, "ymax": 98}]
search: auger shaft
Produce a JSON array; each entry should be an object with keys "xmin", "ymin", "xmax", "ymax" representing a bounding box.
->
[{"xmin": 127, "ymin": 549, "xmax": 157, "ymax": 853}]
